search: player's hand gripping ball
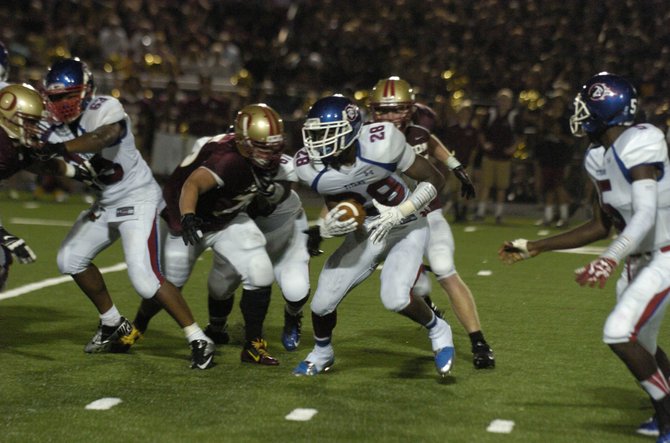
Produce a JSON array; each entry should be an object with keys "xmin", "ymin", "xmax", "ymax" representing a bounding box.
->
[{"xmin": 334, "ymin": 199, "xmax": 366, "ymax": 227}]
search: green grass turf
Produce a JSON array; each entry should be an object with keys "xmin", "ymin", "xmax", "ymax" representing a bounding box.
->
[{"xmin": 0, "ymin": 195, "xmax": 660, "ymax": 442}]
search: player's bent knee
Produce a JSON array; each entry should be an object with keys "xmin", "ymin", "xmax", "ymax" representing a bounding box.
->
[
  {"xmin": 602, "ymin": 311, "xmax": 634, "ymax": 344},
  {"xmin": 127, "ymin": 264, "xmax": 161, "ymax": 299},
  {"xmin": 429, "ymin": 254, "xmax": 456, "ymax": 279},
  {"xmin": 412, "ymin": 271, "xmax": 431, "ymax": 298},
  {"xmin": 56, "ymin": 246, "xmax": 88, "ymax": 275},
  {"xmin": 207, "ymin": 265, "xmax": 240, "ymax": 299},
  {"xmin": 279, "ymin": 267, "xmax": 310, "ymax": 302},
  {"xmin": 246, "ymin": 254, "xmax": 274, "ymax": 288}
]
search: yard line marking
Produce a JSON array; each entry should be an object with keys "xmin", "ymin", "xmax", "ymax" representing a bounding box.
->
[
  {"xmin": 487, "ymin": 419, "xmax": 515, "ymax": 433},
  {"xmin": 557, "ymin": 246, "xmax": 605, "ymax": 255},
  {"xmin": 85, "ymin": 397, "xmax": 123, "ymax": 410},
  {"xmin": 0, "ymin": 262, "xmax": 128, "ymax": 300},
  {"xmin": 477, "ymin": 270, "xmax": 492, "ymax": 276},
  {"xmin": 8, "ymin": 217, "xmax": 73, "ymax": 227},
  {"xmin": 285, "ymin": 408, "xmax": 318, "ymax": 421}
]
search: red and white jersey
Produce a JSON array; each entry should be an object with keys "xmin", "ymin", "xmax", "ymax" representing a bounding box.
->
[
  {"xmin": 47, "ymin": 95, "xmax": 160, "ymax": 206},
  {"xmin": 293, "ymin": 121, "xmax": 415, "ymax": 214},
  {"xmin": 585, "ymin": 123, "xmax": 670, "ymax": 252}
]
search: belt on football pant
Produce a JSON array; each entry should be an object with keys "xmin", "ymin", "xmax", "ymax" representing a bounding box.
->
[{"xmin": 629, "ymin": 244, "xmax": 670, "ymax": 258}]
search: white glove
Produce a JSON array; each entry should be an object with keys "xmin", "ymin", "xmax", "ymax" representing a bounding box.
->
[
  {"xmin": 319, "ymin": 206, "xmax": 358, "ymax": 238},
  {"xmin": 368, "ymin": 199, "xmax": 405, "ymax": 244},
  {"xmin": 574, "ymin": 257, "xmax": 617, "ymax": 289}
]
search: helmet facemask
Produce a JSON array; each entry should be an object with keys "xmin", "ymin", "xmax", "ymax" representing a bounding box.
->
[
  {"xmin": 302, "ymin": 116, "xmax": 360, "ymax": 160},
  {"xmin": 371, "ymin": 104, "xmax": 414, "ymax": 130},
  {"xmin": 369, "ymin": 77, "xmax": 415, "ymax": 130},
  {"xmin": 46, "ymin": 86, "xmax": 90, "ymax": 124}
]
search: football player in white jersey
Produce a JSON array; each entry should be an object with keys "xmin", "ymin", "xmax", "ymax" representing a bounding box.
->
[
  {"xmin": 499, "ymin": 73, "xmax": 670, "ymax": 441},
  {"xmin": 203, "ymin": 151, "xmax": 311, "ymax": 353},
  {"xmin": 369, "ymin": 76, "xmax": 495, "ymax": 370},
  {"xmin": 292, "ymin": 94, "xmax": 455, "ymax": 377},
  {"xmin": 36, "ymin": 58, "xmax": 214, "ymax": 369}
]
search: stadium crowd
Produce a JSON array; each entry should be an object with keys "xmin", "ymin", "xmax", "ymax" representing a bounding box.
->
[{"xmin": 3, "ymin": 0, "xmax": 670, "ymax": 218}]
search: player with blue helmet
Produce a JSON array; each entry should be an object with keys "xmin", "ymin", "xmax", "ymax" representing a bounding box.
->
[{"xmin": 502, "ymin": 72, "xmax": 670, "ymax": 441}]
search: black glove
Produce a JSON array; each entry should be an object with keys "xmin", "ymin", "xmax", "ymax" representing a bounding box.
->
[
  {"xmin": 252, "ymin": 168, "xmax": 276, "ymax": 197},
  {"xmin": 453, "ymin": 166, "xmax": 475, "ymax": 199},
  {"xmin": 0, "ymin": 226, "xmax": 36, "ymax": 264},
  {"xmin": 180, "ymin": 213, "xmax": 204, "ymax": 246},
  {"xmin": 73, "ymin": 160, "xmax": 103, "ymax": 190},
  {"xmin": 246, "ymin": 194, "xmax": 278, "ymax": 219},
  {"xmin": 304, "ymin": 225, "xmax": 323, "ymax": 257},
  {"xmin": 34, "ymin": 142, "xmax": 67, "ymax": 161}
]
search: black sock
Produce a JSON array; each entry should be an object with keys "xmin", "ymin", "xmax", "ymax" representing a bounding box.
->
[
  {"xmin": 285, "ymin": 294, "xmax": 309, "ymax": 316},
  {"xmin": 208, "ymin": 294, "xmax": 234, "ymax": 325},
  {"xmin": 240, "ymin": 287, "xmax": 271, "ymax": 342}
]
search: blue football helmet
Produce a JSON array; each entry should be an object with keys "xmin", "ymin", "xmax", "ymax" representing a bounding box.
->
[
  {"xmin": 302, "ymin": 94, "xmax": 362, "ymax": 160},
  {"xmin": 0, "ymin": 41, "xmax": 9, "ymax": 83},
  {"xmin": 569, "ymin": 72, "xmax": 637, "ymax": 137},
  {"xmin": 43, "ymin": 58, "xmax": 95, "ymax": 123}
]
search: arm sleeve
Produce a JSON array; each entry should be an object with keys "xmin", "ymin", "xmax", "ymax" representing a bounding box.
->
[{"xmin": 601, "ymin": 178, "xmax": 657, "ymax": 262}]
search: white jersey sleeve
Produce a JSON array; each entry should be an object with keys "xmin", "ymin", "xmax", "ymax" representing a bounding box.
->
[
  {"xmin": 276, "ymin": 153, "xmax": 298, "ymax": 182},
  {"xmin": 615, "ymin": 124, "xmax": 666, "ymax": 172},
  {"xmin": 80, "ymin": 96, "xmax": 126, "ymax": 129}
]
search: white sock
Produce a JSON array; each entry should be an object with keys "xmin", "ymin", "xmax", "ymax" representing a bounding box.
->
[
  {"xmin": 99, "ymin": 305, "xmax": 121, "ymax": 327},
  {"xmin": 559, "ymin": 203, "xmax": 569, "ymax": 220},
  {"xmin": 544, "ymin": 206, "xmax": 554, "ymax": 222},
  {"xmin": 495, "ymin": 203, "xmax": 503, "ymax": 217},
  {"xmin": 184, "ymin": 322, "xmax": 208, "ymax": 343},
  {"xmin": 428, "ymin": 318, "xmax": 453, "ymax": 351},
  {"xmin": 477, "ymin": 202, "xmax": 486, "ymax": 216}
]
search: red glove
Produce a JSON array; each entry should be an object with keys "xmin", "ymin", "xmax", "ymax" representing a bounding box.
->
[{"xmin": 574, "ymin": 257, "xmax": 618, "ymax": 289}]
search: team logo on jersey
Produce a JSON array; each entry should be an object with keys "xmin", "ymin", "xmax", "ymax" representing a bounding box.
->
[
  {"xmin": 588, "ymin": 83, "xmax": 617, "ymax": 101},
  {"xmin": 344, "ymin": 104, "xmax": 359, "ymax": 122},
  {"xmin": 116, "ymin": 207, "xmax": 135, "ymax": 217}
]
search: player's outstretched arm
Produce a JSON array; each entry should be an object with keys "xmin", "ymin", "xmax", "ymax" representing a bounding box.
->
[{"xmin": 499, "ymin": 200, "xmax": 611, "ymax": 265}]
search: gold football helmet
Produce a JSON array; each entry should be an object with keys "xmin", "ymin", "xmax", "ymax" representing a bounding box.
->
[
  {"xmin": 0, "ymin": 83, "xmax": 47, "ymax": 148},
  {"xmin": 369, "ymin": 76, "xmax": 415, "ymax": 130},
  {"xmin": 234, "ymin": 103, "xmax": 284, "ymax": 170}
]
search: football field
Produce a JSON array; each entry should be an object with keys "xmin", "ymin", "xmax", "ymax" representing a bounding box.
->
[{"xmin": 0, "ymin": 194, "xmax": 658, "ymax": 442}]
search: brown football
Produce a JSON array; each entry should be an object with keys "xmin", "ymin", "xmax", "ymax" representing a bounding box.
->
[{"xmin": 335, "ymin": 199, "xmax": 366, "ymax": 226}]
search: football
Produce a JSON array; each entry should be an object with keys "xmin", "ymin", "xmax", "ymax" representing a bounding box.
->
[{"xmin": 334, "ymin": 199, "xmax": 366, "ymax": 226}]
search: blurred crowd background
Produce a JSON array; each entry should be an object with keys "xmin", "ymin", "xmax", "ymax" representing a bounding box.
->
[{"xmin": 3, "ymin": 0, "xmax": 670, "ymax": 223}]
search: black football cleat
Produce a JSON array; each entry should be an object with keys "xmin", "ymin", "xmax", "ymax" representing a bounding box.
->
[
  {"xmin": 84, "ymin": 317, "xmax": 134, "ymax": 353},
  {"xmin": 190, "ymin": 339, "xmax": 216, "ymax": 369},
  {"xmin": 472, "ymin": 341, "xmax": 495, "ymax": 369}
]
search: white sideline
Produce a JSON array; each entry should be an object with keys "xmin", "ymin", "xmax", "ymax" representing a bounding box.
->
[
  {"xmin": 0, "ymin": 262, "xmax": 128, "ymax": 301},
  {"xmin": 9, "ymin": 217, "xmax": 73, "ymax": 227}
]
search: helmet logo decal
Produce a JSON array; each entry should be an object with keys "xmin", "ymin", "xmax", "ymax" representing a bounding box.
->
[
  {"xmin": 384, "ymin": 80, "xmax": 395, "ymax": 98},
  {"xmin": 588, "ymin": 83, "xmax": 617, "ymax": 101},
  {"xmin": 0, "ymin": 91, "xmax": 16, "ymax": 111},
  {"xmin": 344, "ymin": 104, "xmax": 359, "ymax": 122}
]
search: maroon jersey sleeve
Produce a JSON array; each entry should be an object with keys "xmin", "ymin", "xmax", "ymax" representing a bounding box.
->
[
  {"xmin": 0, "ymin": 130, "xmax": 31, "ymax": 180},
  {"xmin": 413, "ymin": 103, "xmax": 438, "ymax": 133},
  {"xmin": 163, "ymin": 136, "xmax": 257, "ymax": 234}
]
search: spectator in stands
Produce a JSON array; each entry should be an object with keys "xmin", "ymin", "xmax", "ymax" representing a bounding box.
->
[
  {"xmin": 475, "ymin": 88, "xmax": 522, "ymax": 224},
  {"xmin": 533, "ymin": 95, "xmax": 574, "ymax": 228}
]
